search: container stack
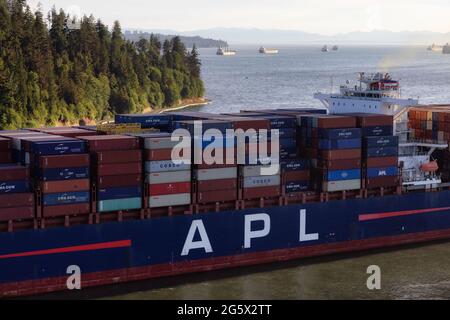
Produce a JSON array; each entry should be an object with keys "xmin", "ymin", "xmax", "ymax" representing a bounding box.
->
[
  {"xmin": 24, "ymin": 137, "xmax": 90, "ymax": 218},
  {"xmin": 240, "ymin": 165, "xmax": 281, "ymax": 200},
  {"xmin": 355, "ymin": 114, "xmax": 399, "ymax": 189},
  {"xmin": 80, "ymin": 135, "xmax": 142, "ymax": 213},
  {"xmin": 115, "ymin": 113, "xmax": 173, "ymax": 132},
  {"xmin": 0, "ymin": 137, "xmax": 12, "ymax": 164},
  {"xmin": 145, "ymin": 135, "xmax": 192, "ymax": 208},
  {"xmin": 282, "ymin": 159, "xmax": 311, "ymax": 194},
  {"xmin": 299, "ymin": 115, "xmax": 363, "ymax": 193},
  {"xmin": 0, "ymin": 164, "xmax": 34, "ymax": 222}
]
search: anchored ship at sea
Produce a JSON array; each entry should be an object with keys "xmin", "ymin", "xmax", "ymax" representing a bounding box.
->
[
  {"xmin": 259, "ymin": 47, "xmax": 279, "ymax": 54},
  {"xmin": 3, "ymin": 73, "xmax": 450, "ymax": 297},
  {"xmin": 216, "ymin": 46, "xmax": 237, "ymax": 56}
]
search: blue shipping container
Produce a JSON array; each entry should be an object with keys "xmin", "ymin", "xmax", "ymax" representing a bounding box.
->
[
  {"xmin": 365, "ymin": 146, "xmax": 399, "ymax": 158},
  {"xmin": 0, "ymin": 180, "xmax": 30, "ymax": 194},
  {"xmin": 38, "ymin": 167, "xmax": 90, "ymax": 181},
  {"xmin": 281, "ymin": 159, "xmax": 310, "ymax": 172},
  {"xmin": 176, "ymin": 121, "xmax": 233, "ymax": 135},
  {"xmin": 115, "ymin": 114, "xmax": 171, "ymax": 129},
  {"xmin": 98, "ymin": 186, "xmax": 142, "ymax": 201},
  {"xmin": 319, "ymin": 138, "xmax": 362, "ymax": 150},
  {"xmin": 367, "ymin": 167, "xmax": 399, "ymax": 178},
  {"xmin": 318, "ymin": 128, "xmax": 361, "ymax": 140},
  {"xmin": 261, "ymin": 116, "xmax": 297, "ymax": 129},
  {"xmin": 325, "ymin": 169, "xmax": 361, "ymax": 182},
  {"xmin": 43, "ymin": 191, "xmax": 90, "ymax": 206},
  {"xmin": 362, "ymin": 126, "xmax": 394, "ymax": 137},
  {"xmin": 29, "ymin": 140, "xmax": 85, "ymax": 155},
  {"xmin": 364, "ymin": 136, "xmax": 399, "ymax": 148},
  {"xmin": 285, "ymin": 181, "xmax": 310, "ymax": 193}
]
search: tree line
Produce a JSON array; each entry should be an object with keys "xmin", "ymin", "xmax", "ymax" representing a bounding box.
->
[{"xmin": 0, "ymin": 0, "xmax": 204, "ymax": 129}]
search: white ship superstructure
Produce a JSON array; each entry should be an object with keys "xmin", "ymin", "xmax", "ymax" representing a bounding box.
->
[{"xmin": 314, "ymin": 72, "xmax": 448, "ymax": 189}]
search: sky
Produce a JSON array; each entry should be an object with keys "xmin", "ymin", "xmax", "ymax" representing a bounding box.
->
[{"xmin": 27, "ymin": 0, "xmax": 450, "ymax": 35}]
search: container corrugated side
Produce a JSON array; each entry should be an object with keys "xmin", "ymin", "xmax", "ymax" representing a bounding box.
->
[
  {"xmin": 243, "ymin": 175, "xmax": 281, "ymax": 188},
  {"xmin": 149, "ymin": 193, "xmax": 191, "ymax": 208},
  {"xmin": 195, "ymin": 167, "xmax": 237, "ymax": 181},
  {"xmin": 322, "ymin": 179, "xmax": 361, "ymax": 192},
  {"xmin": 0, "ymin": 206, "xmax": 35, "ymax": 221},
  {"xmin": 145, "ymin": 161, "xmax": 191, "ymax": 173},
  {"xmin": 242, "ymin": 165, "xmax": 280, "ymax": 177},
  {"xmin": 97, "ymin": 197, "xmax": 142, "ymax": 212},
  {"xmin": 147, "ymin": 171, "xmax": 192, "ymax": 184}
]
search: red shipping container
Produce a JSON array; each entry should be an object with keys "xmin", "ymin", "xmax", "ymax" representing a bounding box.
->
[
  {"xmin": 366, "ymin": 176, "xmax": 399, "ymax": 189},
  {"xmin": 40, "ymin": 179, "xmax": 90, "ymax": 193},
  {"xmin": 0, "ymin": 165, "xmax": 29, "ymax": 181},
  {"xmin": 0, "ymin": 193, "xmax": 34, "ymax": 208},
  {"xmin": 243, "ymin": 186, "xmax": 281, "ymax": 200},
  {"xmin": 42, "ymin": 203, "xmax": 90, "ymax": 218},
  {"xmin": 319, "ymin": 149, "xmax": 361, "ymax": 161},
  {"xmin": 95, "ymin": 150, "xmax": 142, "ymax": 164},
  {"xmin": 0, "ymin": 152, "xmax": 12, "ymax": 163},
  {"xmin": 355, "ymin": 114, "xmax": 393, "ymax": 127},
  {"xmin": 316, "ymin": 158, "xmax": 362, "ymax": 170},
  {"xmin": 97, "ymin": 174, "xmax": 142, "ymax": 188},
  {"xmin": 196, "ymin": 163, "xmax": 237, "ymax": 170},
  {"xmin": 80, "ymin": 135, "xmax": 139, "ymax": 151},
  {"xmin": 0, "ymin": 137, "xmax": 11, "ymax": 150},
  {"xmin": 197, "ymin": 189, "xmax": 237, "ymax": 203},
  {"xmin": 39, "ymin": 154, "xmax": 90, "ymax": 169},
  {"xmin": 96, "ymin": 162, "xmax": 142, "ymax": 176},
  {"xmin": 285, "ymin": 170, "xmax": 310, "ymax": 182},
  {"xmin": 365, "ymin": 157, "xmax": 398, "ymax": 168},
  {"xmin": 0, "ymin": 206, "xmax": 35, "ymax": 222},
  {"xmin": 197, "ymin": 178, "xmax": 237, "ymax": 192},
  {"xmin": 149, "ymin": 182, "xmax": 191, "ymax": 196},
  {"xmin": 317, "ymin": 116, "xmax": 356, "ymax": 129}
]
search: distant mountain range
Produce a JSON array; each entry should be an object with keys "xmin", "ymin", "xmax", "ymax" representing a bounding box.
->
[
  {"xmin": 127, "ymin": 28, "xmax": 450, "ymax": 45},
  {"xmin": 124, "ymin": 30, "xmax": 228, "ymax": 48}
]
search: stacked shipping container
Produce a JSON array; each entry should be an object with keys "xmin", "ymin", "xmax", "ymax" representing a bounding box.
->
[
  {"xmin": 80, "ymin": 135, "xmax": 142, "ymax": 213},
  {"xmin": 0, "ymin": 137, "xmax": 11, "ymax": 164}
]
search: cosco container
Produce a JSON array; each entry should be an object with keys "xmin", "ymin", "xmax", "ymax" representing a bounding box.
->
[
  {"xmin": 43, "ymin": 191, "xmax": 90, "ymax": 206},
  {"xmin": 38, "ymin": 167, "xmax": 89, "ymax": 181},
  {"xmin": 195, "ymin": 167, "xmax": 237, "ymax": 181},
  {"xmin": 0, "ymin": 181, "xmax": 30, "ymax": 194},
  {"xmin": 147, "ymin": 171, "xmax": 191, "ymax": 184},
  {"xmin": 98, "ymin": 186, "xmax": 142, "ymax": 201},
  {"xmin": 244, "ymin": 175, "xmax": 281, "ymax": 188},
  {"xmin": 366, "ymin": 166, "xmax": 399, "ymax": 178},
  {"xmin": 146, "ymin": 160, "xmax": 191, "ymax": 173},
  {"xmin": 322, "ymin": 179, "xmax": 361, "ymax": 192},
  {"xmin": 318, "ymin": 128, "xmax": 361, "ymax": 140},
  {"xmin": 149, "ymin": 193, "xmax": 191, "ymax": 208},
  {"xmin": 115, "ymin": 114, "xmax": 172, "ymax": 129},
  {"xmin": 97, "ymin": 198, "xmax": 142, "ymax": 213},
  {"xmin": 318, "ymin": 138, "xmax": 362, "ymax": 150}
]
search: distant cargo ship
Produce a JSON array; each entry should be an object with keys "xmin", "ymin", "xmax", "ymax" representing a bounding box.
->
[
  {"xmin": 443, "ymin": 43, "xmax": 450, "ymax": 54},
  {"xmin": 4, "ymin": 73, "xmax": 450, "ymax": 298},
  {"xmin": 259, "ymin": 47, "xmax": 279, "ymax": 54},
  {"xmin": 427, "ymin": 43, "xmax": 443, "ymax": 52},
  {"xmin": 321, "ymin": 45, "xmax": 329, "ymax": 52},
  {"xmin": 217, "ymin": 47, "xmax": 236, "ymax": 56},
  {"xmin": 332, "ymin": 45, "xmax": 338, "ymax": 51}
]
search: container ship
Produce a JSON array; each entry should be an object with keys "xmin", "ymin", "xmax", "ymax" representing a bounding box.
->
[
  {"xmin": 259, "ymin": 47, "xmax": 279, "ymax": 54},
  {"xmin": 216, "ymin": 47, "xmax": 237, "ymax": 56},
  {"xmin": 2, "ymin": 72, "xmax": 450, "ymax": 297}
]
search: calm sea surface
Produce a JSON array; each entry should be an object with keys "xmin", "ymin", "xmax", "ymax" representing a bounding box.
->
[{"xmin": 102, "ymin": 45, "xmax": 450, "ymax": 300}]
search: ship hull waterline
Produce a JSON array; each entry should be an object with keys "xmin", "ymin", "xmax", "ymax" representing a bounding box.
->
[{"xmin": 1, "ymin": 190, "xmax": 450, "ymax": 297}]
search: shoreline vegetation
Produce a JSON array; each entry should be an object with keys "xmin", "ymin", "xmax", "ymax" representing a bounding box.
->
[{"xmin": 0, "ymin": 0, "xmax": 204, "ymax": 130}]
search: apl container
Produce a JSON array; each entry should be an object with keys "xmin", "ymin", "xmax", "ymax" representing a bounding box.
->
[{"xmin": 367, "ymin": 167, "xmax": 399, "ymax": 178}]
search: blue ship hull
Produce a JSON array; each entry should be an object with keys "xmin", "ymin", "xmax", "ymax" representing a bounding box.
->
[{"xmin": 2, "ymin": 190, "xmax": 450, "ymax": 297}]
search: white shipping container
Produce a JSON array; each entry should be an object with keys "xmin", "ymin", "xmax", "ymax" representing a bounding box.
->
[
  {"xmin": 147, "ymin": 170, "xmax": 191, "ymax": 184},
  {"xmin": 149, "ymin": 193, "xmax": 191, "ymax": 208},
  {"xmin": 244, "ymin": 175, "xmax": 281, "ymax": 188},
  {"xmin": 322, "ymin": 179, "xmax": 361, "ymax": 192},
  {"xmin": 145, "ymin": 137, "xmax": 181, "ymax": 150},
  {"xmin": 242, "ymin": 165, "xmax": 280, "ymax": 177},
  {"xmin": 145, "ymin": 160, "xmax": 191, "ymax": 173},
  {"xmin": 195, "ymin": 167, "xmax": 237, "ymax": 181}
]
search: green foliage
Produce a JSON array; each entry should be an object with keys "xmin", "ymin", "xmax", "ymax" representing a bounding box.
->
[{"xmin": 0, "ymin": 0, "xmax": 204, "ymax": 129}]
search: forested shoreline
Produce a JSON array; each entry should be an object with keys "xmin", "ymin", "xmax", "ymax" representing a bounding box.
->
[{"xmin": 0, "ymin": 0, "xmax": 204, "ymax": 129}]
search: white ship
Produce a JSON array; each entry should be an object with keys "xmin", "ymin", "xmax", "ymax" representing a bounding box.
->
[
  {"xmin": 427, "ymin": 43, "xmax": 443, "ymax": 52},
  {"xmin": 314, "ymin": 72, "xmax": 448, "ymax": 189},
  {"xmin": 443, "ymin": 43, "xmax": 450, "ymax": 54},
  {"xmin": 259, "ymin": 47, "xmax": 279, "ymax": 54},
  {"xmin": 321, "ymin": 45, "xmax": 329, "ymax": 52},
  {"xmin": 217, "ymin": 47, "xmax": 236, "ymax": 56}
]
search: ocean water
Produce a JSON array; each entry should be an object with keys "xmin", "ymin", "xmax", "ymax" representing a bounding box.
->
[{"xmin": 96, "ymin": 46, "xmax": 450, "ymax": 300}]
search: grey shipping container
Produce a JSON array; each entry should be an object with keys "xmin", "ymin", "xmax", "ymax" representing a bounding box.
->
[
  {"xmin": 244, "ymin": 175, "xmax": 281, "ymax": 188},
  {"xmin": 322, "ymin": 179, "xmax": 361, "ymax": 192},
  {"xmin": 145, "ymin": 160, "xmax": 191, "ymax": 173},
  {"xmin": 195, "ymin": 167, "xmax": 237, "ymax": 181},
  {"xmin": 147, "ymin": 170, "xmax": 192, "ymax": 184},
  {"xmin": 145, "ymin": 136, "xmax": 182, "ymax": 150},
  {"xmin": 241, "ymin": 165, "xmax": 280, "ymax": 177},
  {"xmin": 149, "ymin": 193, "xmax": 191, "ymax": 208}
]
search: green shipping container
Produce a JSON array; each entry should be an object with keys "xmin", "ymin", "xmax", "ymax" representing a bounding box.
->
[{"xmin": 97, "ymin": 197, "xmax": 142, "ymax": 213}]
